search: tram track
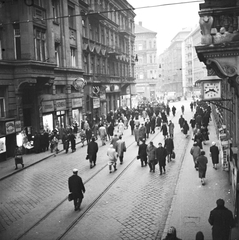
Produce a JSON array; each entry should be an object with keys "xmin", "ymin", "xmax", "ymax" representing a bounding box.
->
[{"xmin": 16, "ymin": 130, "xmax": 162, "ymax": 240}]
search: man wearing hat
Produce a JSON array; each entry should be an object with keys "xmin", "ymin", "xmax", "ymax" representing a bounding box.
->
[
  {"xmin": 210, "ymin": 141, "xmax": 220, "ymax": 169},
  {"xmin": 68, "ymin": 169, "xmax": 85, "ymax": 211},
  {"xmin": 208, "ymin": 198, "xmax": 235, "ymax": 240}
]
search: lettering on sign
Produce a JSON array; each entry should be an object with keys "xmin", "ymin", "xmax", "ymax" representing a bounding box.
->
[
  {"xmin": 56, "ymin": 100, "xmax": 66, "ymax": 110},
  {"xmin": 93, "ymin": 98, "xmax": 100, "ymax": 109},
  {"xmin": 42, "ymin": 101, "xmax": 54, "ymax": 113},
  {"xmin": 72, "ymin": 98, "xmax": 82, "ymax": 108},
  {"xmin": 6, "ymin": 121, "xmax": 15, "ymax": 135}
]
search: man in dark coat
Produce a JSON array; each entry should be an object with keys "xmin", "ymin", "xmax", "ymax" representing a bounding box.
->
[
  {"xmin": 145, "ymin": 119, "xmax": 151, "ymax": 138},
  {"xmin": 172, "ymin": 106, "xmax": 176, "ymax": 116},
  {"xmin": 210, "ymin": 141, "xmax": 220, "ymax": 169},
  {"xmin": 156, "ymin": 143, "xmax": 167, "ymax": 175},
  {"xmin": 138, "ymin": 139, "xmax": 147, "ymax": 167},
  {"xmin": 178, "ymin": 115, "xmax": 185, "ymax": 129},
  {"xmin": 161, "ymin": 123, "xmax": 168, "ymax": 139},
  {"xmin": 68, "ymin": 131, "xmax": 76, "ymax": 152},
  {"xmin": 208, "ymin": 198, "xmax": 235, "ymax": 240},
  {"xmin": 129, "ymin": 118, "xmax": 135, "ymax": 135},
  {"xmin": 197, "ymin": 150, "xmax": 208, "ymax": 185},
  {"xmin": 68, "ymin": 169, "xmax": 85, "ymax": 211},
  {"xmin": 87, "ymin": 137, "xmax": 98, "ymax": 168},
  {"xmin": 164, "ymin": 135, "xmax": 174, "ymax": 162}
]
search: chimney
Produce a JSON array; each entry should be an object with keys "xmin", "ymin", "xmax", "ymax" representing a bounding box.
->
[{"xmin": 139, "ymin": 21, "xmax": 142, "ymax": 26}]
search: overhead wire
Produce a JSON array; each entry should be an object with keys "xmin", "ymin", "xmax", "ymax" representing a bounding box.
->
[{"xmin": 0, "ymin": 0, "xmax": 203, "ymax": 26}]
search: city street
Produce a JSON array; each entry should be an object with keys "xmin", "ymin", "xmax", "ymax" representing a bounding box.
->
[{"xmin": 0, "ymin": 100, "xmax": 192, "ymax": 240}]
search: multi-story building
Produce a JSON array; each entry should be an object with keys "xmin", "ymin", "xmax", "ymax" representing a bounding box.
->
[
  {"xmin": 134, "ymin": 22, "xmax": 158, "ymax": 102},
  {"xmin": 195, "ymin": 0, "xmax": 239, "ymax": 223},
  {"xmin": 0, "ymin": 0, "xmax": 135, "ymax": 160},
  {"xmin": 159, "ymin": 28, "xmax": 191, "ymax": 99},
  {"xmin": 183, "ymin": 25, "xmax": 207, "ymax": 97}
]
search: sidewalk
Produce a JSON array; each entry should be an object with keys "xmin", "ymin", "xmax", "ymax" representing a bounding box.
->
[
  {"xmin": 0, "ymin": 136, "xmax": 84, "ymax": 181},
  {"xmin": 162, "ymin": 118, "xmax": 239, "ymax": 240}
]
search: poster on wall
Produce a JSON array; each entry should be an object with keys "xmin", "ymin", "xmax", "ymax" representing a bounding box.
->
[
  {"xmin": 93, "ymin": 98, "xmax": 100, "ymax": 109},
  {"xmin": 0, "ymin": 137, "xmax": 6, "ymax": 153},
  {"xmin": 6, "ymin": 121, "xmax": 15, "ymax": 135}
]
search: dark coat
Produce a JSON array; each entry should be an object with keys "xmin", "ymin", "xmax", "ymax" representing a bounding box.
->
[
  {"xmin": 190, "ymin": 118, "xmax": 196, "ymax": 128},
  {"xmin": 208, "ymin": 206, "xmax": 235, "ymax": 240},
  {"xmin": 68, "ymin": 174, "xmax": 85, "ymax": 199},
  {"xmin": 194, "ymin": 132, "xmax": 203, "ymax": 149},
  {"xmin": 210, "ymin": 145, "xmax": 219, "ymax": 164},
  {"xmin": 161, "ymin": 124, "xmax": 168, "ymax": 136},
  {"xmin": 145, "ymin": 122, "xmax": 151, "ymax": 133},
  {"xmin": 87, "ymin": 141, "xmax": 98, "ymax": 162},
  {"xmin": 178, "ymin": 117, "xmax": 185, "ymax": 128},
  {"xmin": 164, "ymin": 138, "xmax": 174, "ymax": 154},
  {"xmin": 129, "ymin": 119, "xmax": 135, "ymax": 130},
  {"xmin": 197, "ymin": 155, "xmax": 208, "ymax": 178},
  {"xmin": 138, "ymin": 143, "xmax": 147, "ymax": 160},
  {"xmin": 156, "ymin": 117, "xmax": 162, "ymax": 126},
  {"xmin": 156, "ymin": 147, "xmax": 167, "ymax": 166},
  {"xmin": 183, "ymin": 122, "xmax": 189, "ymax": 135},
  {"xmin": 107, "ymin": 124, "xmax": 114, "ymax": 136}
]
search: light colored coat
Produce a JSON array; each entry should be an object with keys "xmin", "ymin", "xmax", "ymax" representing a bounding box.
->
[
  {"xmin": 168, "ymin": 122, "xmax": 174, "ymax": 135},
  {"xmin": 190, "ymin": 145, "xmax": 201, "ymax": 161},
  {"xmin": 134, "ymin": 127, "xmax": 140, "ymax": 142},
  {"xmin": 107, "ymin": 147, "xmax": 118, "ymax": 164},
  {"xmin": 98, "ymin": 126, "xmax": 107, "ymax": 139}
]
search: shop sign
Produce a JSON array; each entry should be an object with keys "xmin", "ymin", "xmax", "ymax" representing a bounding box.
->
[
  {"xmin": 42, "ymin": 101, "xmax": 54, "ymax": 113},
  {"xmin": 93, "ymin": 98, "xmax": 100, "ymax": 109},
  {"xmin": 6, "ymin": 121, "xmax": 15, "ymax": 135},
  {"xmin": 72, "ymin": 98, "xmax": 82, "ymax": 108},
  {"xmin": 55, "ymin": 99, "xmax": 66, "ymax": 110},
  {"xmin": 15, "ymin": 120, "xmax": 21, "ymax": 132}
]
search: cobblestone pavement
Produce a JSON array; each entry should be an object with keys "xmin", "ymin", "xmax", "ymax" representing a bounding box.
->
[
  {"xmin": 0, "ymin": 100, "xmax": 193, "ymax": 240},
  {"xmin": 62, "ymin": 124, "xmax": 190, "ymax": 240}
]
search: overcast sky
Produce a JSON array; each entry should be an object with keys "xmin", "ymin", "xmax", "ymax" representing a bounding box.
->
[{"xmin": 127, "ymin": 0, "xmax": 203, "ymax": 54}]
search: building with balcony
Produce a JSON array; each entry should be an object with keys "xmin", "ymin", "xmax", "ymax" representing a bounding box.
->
[
  {"xmin": 0, "ymin": 0, "xmax": 135, "ymax": 160},
  {"xmin": 134, "ymin": 22, "xmax": 158, "ymax": 102},
  {"xmin": 159, "ymin": 28, "xmax": 191, "ymax": 99},
  {"xmin": 183, "ymin": 25, "xmax": 207, "ymax": 97}
]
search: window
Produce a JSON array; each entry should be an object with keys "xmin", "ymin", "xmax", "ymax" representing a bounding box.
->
[
  {"xmin": 106, "ymin": 29, "xmax": 109, "ymax": 45},
  {"xmin": 52, "ymin": 0, "xmax": 59, "ymax": 23},
  {"xmin": 101, "ymin": 27, "xmax": 105, "ymax": 44},
  {"xmin": 150, "ymin": 55, "xmax": 152, "ymax": 64},
  {"xmin": 0, "ymin": 98, "xmax": 5, "ymax": 118},
  {"xmin": 70, "ymin": 47, "xmax": 76, "ymax": 67},
  {"xmin": 95, "ymin": 26, "xmax": 99, "ymax": 42},
  {"xmin": 138, "ymin": 43, "xmax": 142, "ymax": 50},
  {"xmin": 13, "ymin": 24, "xmax": 21, "ymax": 60},
  {"xmin": 56, "ymin": 85, "xmax": 65, "ymax": 94},
  {"xmin": 34, "ymin": 0, "xmax": 43, "ymax": 7},
  {"xmin": 55, "ymin": 42, "xmax": 60, "ymax": 66},
  {"xmin": 0, "ymin": 28, "xmax": 2, "ymax": 60},
  {"xmin": 34, "ymin": 28, "xmax": 47, "ymax": 61},
  {"xmin": 149, "ymin": 41, "xmax": 151, "ymax": 49},
  {"xmin": 83, "ymin": 55, "xmax": 88, "ymax": 73},
  {"xmin": 82, "ymin": 18, "xmax": 86, "ymax": 37},
  {"xmin": 68, "ymin": 5, "xmax": 75, "ymax": 29}
]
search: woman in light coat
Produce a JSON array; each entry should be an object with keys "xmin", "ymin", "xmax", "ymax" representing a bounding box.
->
[
  {"xmin": 134, "ymin": 125, "xmax": 140, "ymax": 146},
  {"xmin": 168, "ymin": 120, "xmax": 174, "ymax": 138}
]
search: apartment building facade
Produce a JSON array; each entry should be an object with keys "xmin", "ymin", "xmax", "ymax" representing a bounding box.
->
[
  {"xmin": 0, "ymin": 0, "xmax": 135, "ymax": 160},
  {"xmin": 134, "ymin": 22, "xmax": 158, "ymax": 102}
]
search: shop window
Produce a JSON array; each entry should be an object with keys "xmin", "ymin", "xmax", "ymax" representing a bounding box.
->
[
  {"xmin": 13, "ymin": 24, "xmax": 21, "ymax": 60},
  {"xmin": 34, "ymin": 28, "xmax": 47, "ymax": 62},
  {"xmin": 70, "ymin": 47, "xmax": 76, "ymax": 67},
  {"xmin": 0, "ymin": 98, "xmax": 5, "ymax": 118},
  {"xmin": 68, "ymin": 5, "xmax": 75, "ymax": 29}
]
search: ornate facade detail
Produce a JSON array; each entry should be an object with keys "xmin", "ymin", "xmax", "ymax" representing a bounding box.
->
[
  {"xmin": 206, "ymin": 58, "xmax": 238, "ymax": 77},
  {"xmin": 199, "ymin": 15, "xmax": 213, "ymax": 45}
]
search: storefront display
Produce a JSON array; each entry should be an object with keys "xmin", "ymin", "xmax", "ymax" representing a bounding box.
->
[{"xmin": 43, "ymin": 114, "xmax": 53, "ymax": 131}]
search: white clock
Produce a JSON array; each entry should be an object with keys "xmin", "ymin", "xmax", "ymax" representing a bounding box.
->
[{"xmin": 202, "ymin": 81, "xmax": 221, "ymax": 100}]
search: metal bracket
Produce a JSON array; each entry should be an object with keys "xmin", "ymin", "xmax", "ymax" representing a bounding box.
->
[{"xmin": 202, "ymin": 99, "xmax": 234, "ymax": 114}]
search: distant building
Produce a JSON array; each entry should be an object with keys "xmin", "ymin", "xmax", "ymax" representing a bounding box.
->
[
  {"xmin": 183, "ymin": 25, "xmax": 207, "ymax": 97},
  {"xmin": 134, "ymin": 22, "xmax": 158, "ymax": 102},
  {"xmin": 159, "ymin": 28, "xmax": 191, "ymax": 99}
]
